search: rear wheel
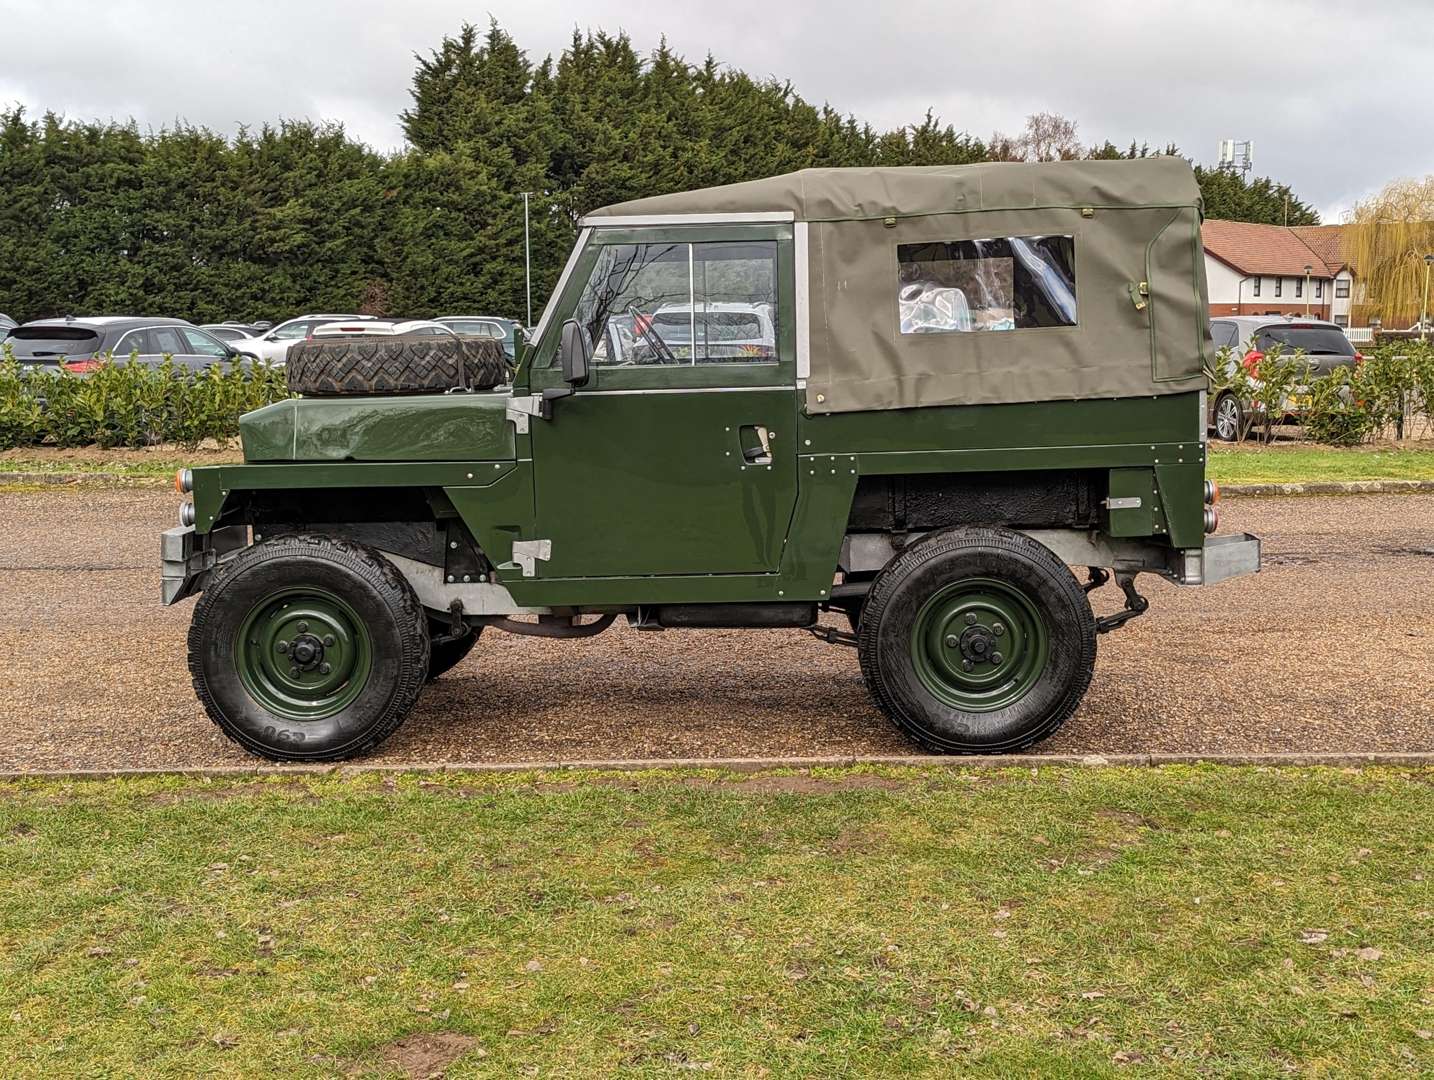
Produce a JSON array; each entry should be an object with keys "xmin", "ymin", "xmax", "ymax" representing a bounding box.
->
[
  {"xmin": 857, "ymin": 527, "xmax": 1096, "ymax": 754},
  {"xmin": 188, "ymin": 535, "xmax": 429, "ymax": 761},
  {"xmin": 426, "ymin": 619, "xmax": 480, "ymax": 681}
]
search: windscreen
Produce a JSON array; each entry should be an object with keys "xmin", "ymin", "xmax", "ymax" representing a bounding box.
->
[
  {"xmin": 1255, "ymin": 325, "xmax": 1355, "ymax": 356},
  {"xmin": 4, "ymin": 326, "xmax": 102, "ymax": 359}
]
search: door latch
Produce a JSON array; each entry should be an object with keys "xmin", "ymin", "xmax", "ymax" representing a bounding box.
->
[{"xmin": 739, "ymin": 425, "xmax": 773, "ymax": 465}]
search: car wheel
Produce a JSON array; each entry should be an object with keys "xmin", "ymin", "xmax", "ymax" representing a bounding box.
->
[
  {"xmin": 857, "ymin": 527, "xmax": 1096, "ymax": 754},
  {"xmin": 188, "ymin": 534, "xmax": 429, "ymax": 762},
  {"xmin": 426, "ymin": 619, "xmax": 480, "ymax": 681},
  {"xmin": 1213, "ymin": 393, "xmax": 1244, "ymax": 441}
]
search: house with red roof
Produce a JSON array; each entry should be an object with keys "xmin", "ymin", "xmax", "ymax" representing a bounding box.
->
[{"xmin": 1202, "ymin": 220, "xmax": 1356, "ymax": 326}]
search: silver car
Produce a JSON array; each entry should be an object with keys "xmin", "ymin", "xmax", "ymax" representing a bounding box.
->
[{"xmin": 1207, "ymin": 316, "xmax": 1360, "ymax": 440}]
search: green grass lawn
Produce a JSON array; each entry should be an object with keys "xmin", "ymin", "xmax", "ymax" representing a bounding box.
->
[
  {"xmin": 1, "ymin": 766, "xmax": 1430, "ymax": 1077},
  {"xmin": 1207, "ymin": 443, "xmax": 1434, "ymax": 486}
]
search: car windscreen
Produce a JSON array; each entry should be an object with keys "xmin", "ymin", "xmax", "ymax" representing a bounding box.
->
[
  {"xmin": 1254, "ymin": 326, "xmax": 1355, "ymax": 356},
  {"xmin": 4, "ymin": 326, "xmax": 103, "ymax": 359}
]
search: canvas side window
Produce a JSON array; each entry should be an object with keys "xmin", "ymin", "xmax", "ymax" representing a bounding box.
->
[
  {"xmin": 896, "ymin": 236, "xmax": 1077, "ymax": 334},
  {"xmin": 575, "ymin": 240, "xmax": 778, "ymax": 365}
]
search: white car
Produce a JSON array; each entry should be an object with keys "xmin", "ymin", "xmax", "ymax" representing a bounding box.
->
[
  {"xmin": 599, "ymin": 302, "xmax": 776, "ymax": 364},
  {"xmin": 231, "ymin": 314, "xmax": 375, "ymax": 363},
  {"xmin": 309, "ymin": 320, "xmax": 456, "ymax": 339}
]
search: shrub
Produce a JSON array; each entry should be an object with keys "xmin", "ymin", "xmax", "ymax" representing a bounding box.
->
[{"xmin": 0, "ymin": 347, "xmax": 293, "ymax": 450}]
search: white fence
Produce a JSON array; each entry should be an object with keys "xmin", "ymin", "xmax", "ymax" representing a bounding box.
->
[{"xmin": 1346, "ymin": 327, "xmax": 1375, "ymax": 344}]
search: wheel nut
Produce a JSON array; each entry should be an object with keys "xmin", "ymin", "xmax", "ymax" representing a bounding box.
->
[
  {"xmin": 322, "ymin": 635, "xmax": 335, "ymax": 648},
  {"xmin": 965, "ymin": 613, "xmax": 977, "ymax": 625},
  {"xmin": 992, "ymin": 623, "xmax": 1005, "ymax": 636},
  {"xmin": 297, "ymin": 622, "xmax": 309, "ymax": 633},
  {"xmin": 991, "ymin": 651, "xmax": 1003, "ymax": 664},
  {"xmin": 944, "ymin": 634, "xmax": 959, "ymax": 648},
  {"xmin": 276, "ymin": 640, "xmax": 289, "ymax": 654},
  {"xmin": 289, "ymin": 666, "xmax": 300, "ymax": 678},
  {"xmin": 320, "ymin": 663, "xmax": 331, "ymax": 675},
  {"xmin": 962, "ymin": 659, "xmax": 973, "ymax": 671}
]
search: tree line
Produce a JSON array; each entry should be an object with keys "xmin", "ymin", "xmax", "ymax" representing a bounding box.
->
[{"xmin": 0, "ymin": 22, "xmax": 1320, "ymax": 325}]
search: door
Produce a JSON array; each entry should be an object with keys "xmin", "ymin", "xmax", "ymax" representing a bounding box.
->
[
  {"xmin": 530, "ymin": 228, "xmax": 799, "ymax": 579},
  {"xmin": 180, "ymin": 326, "xmax": 235, "ymax": 371}
]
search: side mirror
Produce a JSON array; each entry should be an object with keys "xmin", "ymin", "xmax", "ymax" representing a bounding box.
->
[{"xmin": 559, "ymin": 319, "xmax": 591, "ymax": 386}]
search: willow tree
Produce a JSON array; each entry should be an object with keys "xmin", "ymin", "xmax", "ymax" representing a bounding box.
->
[{"xmin": 1346, "ymin": 176, "xmax": 1434, "ymax": 327}]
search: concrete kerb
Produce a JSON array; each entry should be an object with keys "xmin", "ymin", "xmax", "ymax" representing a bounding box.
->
[
  {"xmin": 1221, "ymin": 479, "xmax": 1434, "ymax": 497},
  {"xmin": 3, "ymin": 751, "xmax": 1433, "ymax": 783}
]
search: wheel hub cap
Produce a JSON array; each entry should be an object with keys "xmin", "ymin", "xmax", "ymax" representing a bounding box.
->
[
  {"xmin": 234, "ymin": 588, "xmax": 372, "ymax": 720},
  {"xmin": 911, "ymin": 577, "xmax": 1050, "ymax": 712}
]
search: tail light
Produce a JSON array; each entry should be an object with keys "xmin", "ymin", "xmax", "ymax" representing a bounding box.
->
[
  {"xmin": 1241, "ymin": 349, "xmax": 1263, "ymax": 373},
  {"xmin": 1204, "ymin": 480, "xmax": 1220, "ymax": 506},
  {"xmin": 1203, "ymin": 505, "xmax": 1220, "ymax": 534},
  {"xmin": 174, "ymin": 468, "xmax": 193, "ymax": 494},
  {"xmin": 1354, "ymin": 352, "xmax": 1365, "ymax": 365},
  {"xmin": 62, "ymin": 358, "xmax": 102, "ymax": 374}
]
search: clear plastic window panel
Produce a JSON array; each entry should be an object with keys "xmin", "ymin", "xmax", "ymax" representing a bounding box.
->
[{"xmin": 896, "ymin": 235, "xmax": 1076, "ymax": 335}]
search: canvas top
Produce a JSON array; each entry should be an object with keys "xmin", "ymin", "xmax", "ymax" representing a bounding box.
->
[{"xmin": 586, "ymin": 157, "xmax": 1203, "ymax": 224}]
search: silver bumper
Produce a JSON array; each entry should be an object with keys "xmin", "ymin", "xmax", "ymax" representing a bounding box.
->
[
  {"xmin": 161, "ymin": 525, "xmax": 248, "ymax": 605},
  {"xmin": 1172, "ymin": 532, "xmax": 1261, "ymax": 586}
]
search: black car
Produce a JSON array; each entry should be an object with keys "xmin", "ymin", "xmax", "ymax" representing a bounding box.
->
[{"xmin": 4, "ymin": 317, "xmax": 254, "ymax": 374}]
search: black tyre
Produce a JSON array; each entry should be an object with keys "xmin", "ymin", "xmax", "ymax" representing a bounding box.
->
[
  {"xmin": 426, "ymin": 620, "xmax": 480, "ymax": 681},
  {"xmin": 857, "ymin": 527, "xmax": 1096, "ymax": 754},
  {"xmin": 188, "ymin": 535, "xmax": 430, "ymax": 762},
  {"xmin": 286, "ymin": 334, "xmax": 508, "ymax": 396},
  {"xmin": 1213, "ymin": 392, "xmax": 1244, "ymax": 441}
]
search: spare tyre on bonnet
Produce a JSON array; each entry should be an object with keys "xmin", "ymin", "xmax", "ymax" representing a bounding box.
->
[
  {"xmin": 286, "ymin": 333, "xmax": 509, "ymax": 395},
  {"xmin": 163, "ymin": 157, "xmax": 1260, "ymax": 762}
]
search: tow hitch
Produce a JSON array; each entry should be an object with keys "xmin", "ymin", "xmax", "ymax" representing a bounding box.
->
[{"xmin": 1091, "ymin": 570, "xmax": 1149, "ymax": 635}]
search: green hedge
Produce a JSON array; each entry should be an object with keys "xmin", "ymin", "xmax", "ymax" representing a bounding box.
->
[{"xmin": 0, "ymin": 351, "xmax": 292, "ymax": 450}]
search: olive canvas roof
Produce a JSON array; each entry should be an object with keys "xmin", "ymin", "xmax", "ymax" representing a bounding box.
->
[{"xmin": 585, "ymin": 157, "xmax": 1202, "ymax": 223}]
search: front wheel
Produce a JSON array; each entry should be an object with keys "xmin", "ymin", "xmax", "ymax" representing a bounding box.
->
[
  {"xmin": 188, "ymin": 535, "xmax": 429, "ymax": 761},
  {"xmin": 857, "ymin": 527, "xmax": 1096, "ymax": 754}
]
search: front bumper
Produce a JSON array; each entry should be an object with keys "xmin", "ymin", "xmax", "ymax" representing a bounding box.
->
[{"xmin": 161, "ymin": 524, "xmax": 248, "ymax": 605}]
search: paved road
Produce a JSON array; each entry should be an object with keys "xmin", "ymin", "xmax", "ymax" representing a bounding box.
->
[{"xmin": 2, "ymin": 488, "xmax": 1432, "ymax": 771}]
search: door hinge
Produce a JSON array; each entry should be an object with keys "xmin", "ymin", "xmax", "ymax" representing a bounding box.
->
[
  {"xmin": 1103, "ymin": 496, "xmax": 1143, "ymax": 510},
  {"xmin": 510, "ymin": 538, "xmax": 552, "ymax": 577},
  {"xmin": 505, "ymin": 395, "xmax": 546, "ymax": 434},
  {"xmin": 1127, "ymin": 281, "xmax": 1149, "ymax": 312}
]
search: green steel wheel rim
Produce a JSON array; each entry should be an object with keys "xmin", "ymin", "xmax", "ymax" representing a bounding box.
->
[
  {"xmin": 234, "ymin": 586, "xmax": 373, "ymax": 720},
  {"xmin": 910, "ymin": 576, "xmax": 1050, "ymax": 712}
]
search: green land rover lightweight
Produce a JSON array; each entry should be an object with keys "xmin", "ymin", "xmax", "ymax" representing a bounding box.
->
[{"xmin": 162, "ymin": 157, "xmax": 1260, "ymax": 762}]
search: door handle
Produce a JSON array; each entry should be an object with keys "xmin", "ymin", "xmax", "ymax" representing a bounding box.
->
[{"xmin": 739, "ymin": 424, "xmax": 773, "ymax": 465}]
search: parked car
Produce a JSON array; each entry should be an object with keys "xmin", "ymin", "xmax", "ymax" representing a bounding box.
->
[
  {"xmin": 0, "ymin": 313, "xmax": 16, "ymax": 333},
  {"xmin": 200, "ymin": 324, "xmax": 258, "ymax": 344},
  {"xmin": 163, "ymin": 157, "xmax": 1258, "ymax": 763},
  {"xmin": 310, "ymin": 320, "xmax": 456, "ymax": 339},
  {"xmin": 6, "ymin": 317, "xmax": 254, "ymax": 374},
  {"xmin": 1207, "ymin": 316, "xmax": 1361, "ymax": 440},
  {"xmin": 434, "ymin": 316, "xmax": 520, "ymax": 360},
  {"xmin": 230, "ymin": 314, "xmax": 376, "ymax": 364}
]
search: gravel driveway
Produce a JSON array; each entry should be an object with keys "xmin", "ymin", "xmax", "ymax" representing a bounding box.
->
[{"xmin": 2, "ymin": 488, "xmax": 1432, "ymax": 771}]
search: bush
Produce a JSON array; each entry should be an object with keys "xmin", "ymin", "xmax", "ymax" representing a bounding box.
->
[
  {"xmin": 0, "ymin": 348, "xmax": 292, "ymax": 450},
  {"xmin": 1209, "ymin": 340, "xmax": 1434, "ymax": 446}
]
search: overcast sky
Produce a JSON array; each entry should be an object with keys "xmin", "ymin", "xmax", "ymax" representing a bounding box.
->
[{"xmin": 3, "ymin": 0, "xmax": 1429, "ymax": 222}]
